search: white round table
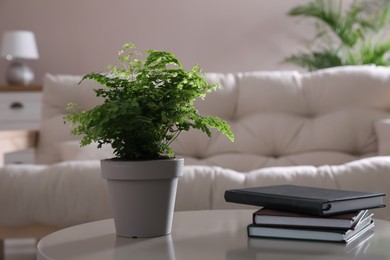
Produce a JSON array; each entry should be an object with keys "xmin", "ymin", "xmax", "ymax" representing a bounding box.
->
[{"xmin": 37, "ymin": 210, "xmax": 390, "ymax": 260}]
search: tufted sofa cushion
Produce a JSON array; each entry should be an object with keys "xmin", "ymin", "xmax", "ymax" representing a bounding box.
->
[
  {"xmin": 173, "ymin": 66, "xmax": 390, "ymax": 171},
  {"xmin": 36, "ymin": 66, "xmax": 390, "ymax": 171},
  {"xmin": 36, "ymin": 74, "xmax": 103, "ymax": 164},
  {"xmin": 375, "ymin": 119, "xmax": 390, "ymax": 156}
]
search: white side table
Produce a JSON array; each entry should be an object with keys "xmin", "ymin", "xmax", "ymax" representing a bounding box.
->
[
  {"xmin": 37, "ymin": 210, "xmax": 390, "ymax": 260},
  {"xmin": 0, "ymin": 85, "xmax": 42, "ymax": 131},
  {"xmin": 0, "ymin": 86, "xmax": 42, "ymax": 165}
]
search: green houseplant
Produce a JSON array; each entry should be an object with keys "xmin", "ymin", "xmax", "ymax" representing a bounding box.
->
[
  {"xmin": 285, "ymin": 0, "xmax": 390, "ymax": 71},
  {"xmin": 65, "ymin": 43, "xmax": 234, "ymax": 238},
  {"xmin": 66, "ymin": 43, "xmax": 234, "ymax": 160}
]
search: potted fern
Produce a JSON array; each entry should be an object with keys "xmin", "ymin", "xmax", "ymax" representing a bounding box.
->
[{"xmin": 65, "ymin": 43, "xmax": 234, "ymax": 238}]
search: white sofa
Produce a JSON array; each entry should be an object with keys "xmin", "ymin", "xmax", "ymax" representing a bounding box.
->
[{"xmin": 1, "ymin": 65, "xmax": 390, "ymax": 241}]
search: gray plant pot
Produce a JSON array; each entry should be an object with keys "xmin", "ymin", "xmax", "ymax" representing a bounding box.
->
[{"xmin": 101, "ymin": 158, "xmax": 184, "ymax": 238}]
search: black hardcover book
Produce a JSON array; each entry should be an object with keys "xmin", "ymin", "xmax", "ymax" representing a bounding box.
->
[
  {"xmin": 224, "ymin": 185, "xmax": 385, "ymax": 216},
  {"xmin": 247, "ymin": 214, "xmax": 374, "ymax": 243}
]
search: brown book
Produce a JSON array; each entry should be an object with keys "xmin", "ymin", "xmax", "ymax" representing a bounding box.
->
[{"xmin": 253, "ymin": 208, "xmax": 367, "ymax": 229}]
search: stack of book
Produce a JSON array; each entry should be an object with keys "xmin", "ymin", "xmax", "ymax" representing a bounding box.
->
[{"xmin": 224, "ymin": 185, "xmax": 386, "ymax": 243}]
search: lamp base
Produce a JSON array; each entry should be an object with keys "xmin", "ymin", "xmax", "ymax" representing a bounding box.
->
[{"xmin": 6, "ymin": 60, "xmax": 34, "ymax": 85}]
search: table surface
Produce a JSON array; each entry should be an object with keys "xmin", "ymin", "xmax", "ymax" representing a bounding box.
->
[{"xmin": 37, "ymin": 209, "xmax": 390, "ymax": 260}]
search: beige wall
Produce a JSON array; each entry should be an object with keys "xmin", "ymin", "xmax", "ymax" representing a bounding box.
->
[{"xmin": 0, "ymin": 0, "xmax": 321, "ymax": 85}]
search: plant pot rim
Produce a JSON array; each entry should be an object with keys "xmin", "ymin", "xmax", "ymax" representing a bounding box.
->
[
  {"xmin": 101, "ymin": 157, "xmax": 183, "ymax": 163},
  {"xmin": 100, "ymin": 157, "xmax": 184, "ymax": 180}
]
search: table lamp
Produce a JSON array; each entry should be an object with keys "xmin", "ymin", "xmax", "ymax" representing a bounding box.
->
[{"xmin": 1, "ymin": 30, "xmax": 39, "ymax": 85}]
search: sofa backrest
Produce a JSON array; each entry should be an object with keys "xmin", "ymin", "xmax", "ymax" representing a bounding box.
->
[
  {"xmin": 172, "ymin": 66, "xmax": 390, "ymax": 171},
  {"xmin": 35, "ymin": 74, "xmax": 103, "ymax": 164},
  {"xmin": 36, "ymin": 66, "xmax": 390, "ymax": 171}
]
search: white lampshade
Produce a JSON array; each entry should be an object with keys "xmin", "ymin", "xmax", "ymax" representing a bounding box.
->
[{"xmin": 1, "ymin": 30, "xmax": 39, "ymax": 60}]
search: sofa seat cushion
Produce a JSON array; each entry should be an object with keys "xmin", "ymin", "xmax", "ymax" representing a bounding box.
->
[
  {"xmin": 54, "ymin": 140, "xmax": 368, "ymax": 173},
  {"xmin": 179, "ymin": 152, "xmax": 372, "ymax": 173},
  {"xmin": 1, "ymin": 156, "xmax": 390, "ymax": 228}
]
